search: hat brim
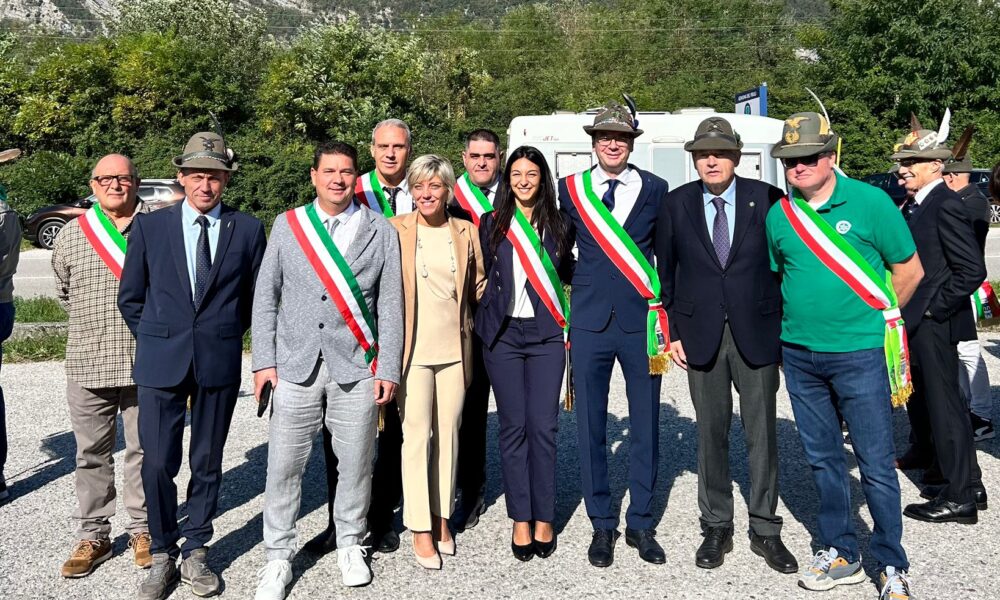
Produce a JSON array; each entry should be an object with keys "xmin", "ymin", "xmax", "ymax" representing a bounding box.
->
[
  {"xmin": 172, "ymin": 156, "xmax": 239, "ymax": 172},
  {"xmin": 943, "ymin": 159, "xmax": 973, "ymax": 174},
  {"xmin": 770, "ymin": 136, "xmax": 839, "ymax": 159},
  {"xmin": 684, "ymin": 136, "xmax": 743, "ymax": 152},
  {"xmin": 889, "ymin": 148, "xmax": 952, "ymax": 161},
  {"xmin": 584, "ymin": 123, "xmax": 643, "ymax": 137}
]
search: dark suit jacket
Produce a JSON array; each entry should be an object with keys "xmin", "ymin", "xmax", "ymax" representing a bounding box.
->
[
  {"xmin": 902, "ymin": 182, "xmax": 985, "ymax": 342},
  {"xmin": 558, "ymin": 165, "xmax": 668, "ymax": 333},
  {"xmin": 474, "ymin": 211, "xmax": 573, "ymax": 348},
  {"xmin": 118, "ymin": 201, "xmax": 267, "ymax": 388},
  {"xmin": 655, "ymin": 177, "xmax": 785, "ymax": 368},
  {"xmin": 957, "ymin": 183, "xmax": 991, "ymax": 256}
]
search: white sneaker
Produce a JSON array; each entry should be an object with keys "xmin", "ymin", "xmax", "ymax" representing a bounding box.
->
[
  {"xmin": 338, "ymin": 545, "xmax": 372, "ymax": 587},
  {"xmin": 254, "ymin": 559, "xmax": 292, "ymax": 600}
]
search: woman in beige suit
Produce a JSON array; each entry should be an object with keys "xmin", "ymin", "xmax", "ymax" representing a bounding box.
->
[{"xmin": 390, "ymin": 154, "xmax": 485, "ymax": 569}]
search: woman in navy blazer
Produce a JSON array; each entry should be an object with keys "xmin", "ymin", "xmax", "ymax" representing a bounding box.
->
[{"xmin": 476, "ymin": 146, "xmax": 572, "ymax": 561}]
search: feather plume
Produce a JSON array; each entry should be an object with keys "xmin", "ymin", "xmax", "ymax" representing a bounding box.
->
[
  {"xmin": 622, "ymin": 93, "xmax": 639, "ymax": 129},
  {"xmin": 909, "ymin": 112, "xmax": 923, "ymax": 133},
  {"xmin": 951, "ymin": 126, "xmax": 975, "ymax": 160},
  {"xmin": 805, "ymin": 88, "xmax": 831, "ymax": 128},
  {"xmin": 936, "ymin": 108, "xmax": 951, "ymax": 148}
]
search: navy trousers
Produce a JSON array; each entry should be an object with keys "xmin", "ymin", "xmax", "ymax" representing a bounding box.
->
[
  {"xmin": 572, "ymin": 315, "xmax": 661, "ymax": 531},
  {"xmin": 0, "ymin": 301, "xmax": 13, "ymax": 483},
  {"xmin": 482, "ymin": 317, "xmax": 564, "ymax": 522},
  {"xmin": 138, "ymin": 366, "xmax": 239, "ymax": 559}
]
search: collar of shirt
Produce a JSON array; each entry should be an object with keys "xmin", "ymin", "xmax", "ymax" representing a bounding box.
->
[
  {"xmin": 914, "ymin": 177, "xmax": 944, "ymax": 205},
  {"xmin": 793, "ymin": 173, "xmax": 849, "ymax": 213},
  {"xmin": 701, "ymin": 178, "xmax": 737, "ymax": 207},
  {"xmin": 592, "ymin": 164, "xmax": 639, "ymax": 189},
  {"xmin": 314, "ymin": 197, "xmax": 358, "ymax": 226},
  {"xmin": 182, "ymin": 198, "xmax": 222, "ymax": 226}
]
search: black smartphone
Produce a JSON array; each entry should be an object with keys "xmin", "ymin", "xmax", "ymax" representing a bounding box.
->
[{"xmin": 257, "ymin": 380, "xmax": 273, "ymax": 418}]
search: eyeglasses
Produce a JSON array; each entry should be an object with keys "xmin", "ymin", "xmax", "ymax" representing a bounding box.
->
[
  {"xmin": 595, "ymin": 134, "xmax": 632, "ymax": 147},
  {"xmin": 781, "ymin": 154, "xmax": 827, "ymax": 169},
  {"xmin": 92, "ymin": 174, "xmax": 135, "ymax": 187}
]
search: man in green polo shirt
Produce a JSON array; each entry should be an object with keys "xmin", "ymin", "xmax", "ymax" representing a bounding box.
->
[{"xmin": 765, "ymin": 112, "xmax": 923, "ymax": 600}]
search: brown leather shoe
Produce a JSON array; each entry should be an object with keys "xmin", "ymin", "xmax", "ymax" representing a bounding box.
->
[
  {"xmin": 60, "ymin": 539, "xmax": 112, "ymax": 578},
  {"xmin": 130, "ymin": 532, "xmax": 153, "ymax": 568}
]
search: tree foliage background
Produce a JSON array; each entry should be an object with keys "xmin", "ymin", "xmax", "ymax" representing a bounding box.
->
[{"xmin": 1, "ymin": 0, "xmax": 998, "ymax": 224}]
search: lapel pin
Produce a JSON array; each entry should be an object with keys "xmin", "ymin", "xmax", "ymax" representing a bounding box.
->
[
  {"xmin": 227, "ymin": 221, "xmax": 233, "ymax": 228},
  {"xmin": 749, "ymin": 201, "xmax": 756, "ymax": 207}
]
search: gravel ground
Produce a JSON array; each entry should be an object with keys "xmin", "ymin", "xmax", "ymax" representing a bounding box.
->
[{"xmin": 1, "ymin": 339, "xmax": 998, "ymax": 600}]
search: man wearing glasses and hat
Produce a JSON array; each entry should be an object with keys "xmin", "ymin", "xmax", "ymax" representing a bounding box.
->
[
  {"xmin": 655, "ymin": 116, "xmax": 794, "ymax": 574},
  {"xmin": 889, "ymin": 123, "xmax": 988, "ymax": 527},
  {"xmin": 118, "ymin": 130, "xmax": 267, "ymax": 599},
  {"xmin": 765, "ymin": 113, "xmax": 922, "ymax": 599},
  {"xmin": 558, "ymin": 101, "xmax": 669, "ymax": 568}
]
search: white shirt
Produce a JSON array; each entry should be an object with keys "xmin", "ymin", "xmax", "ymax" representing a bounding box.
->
[
  {"xmin": 591, "ymin": 165, "xmax": 643, "ymax": 224},
  {"xmin": 373, "ymin": 173, "xmax": 413, "ymax": 215},
  {"xmin": 314, "ymin": 198, "xmax": 362, "ymax": 255},
  {"xmin": 507, "ymin": 221, "xmax": 537, "ymax": 319},
  {"xmin": 914, "ymin": 177, "xmax": 944, "ymax": 205}
]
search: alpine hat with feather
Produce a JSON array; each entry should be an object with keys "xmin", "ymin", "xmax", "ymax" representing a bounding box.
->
[{"xmin": 890, "ymin": 111, "xmax": 953, "ymax": 161}]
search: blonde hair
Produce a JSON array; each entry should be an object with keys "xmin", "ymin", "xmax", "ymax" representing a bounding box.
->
[{"xmin": 406, "ymin": 154, "xmax": 456, "ymax": 197}]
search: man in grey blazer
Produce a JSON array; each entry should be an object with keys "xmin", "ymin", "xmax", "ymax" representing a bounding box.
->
[{"xmin": 251, "ymin": 141, "xmax": 403, "ymax": 597}]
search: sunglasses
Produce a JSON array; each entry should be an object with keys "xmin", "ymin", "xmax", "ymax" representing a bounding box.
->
[
  {"xmin": 897, "ymin": 158, "xmax": 933, "ymax": 168},
  {"xmin": 781, "ymin": 154, "xmax": 827, "ymax": 169}
]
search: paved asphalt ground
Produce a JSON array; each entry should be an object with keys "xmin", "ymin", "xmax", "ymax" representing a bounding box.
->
[
  {"xmin": 13, "ymin": 228, "xmax": 1000, "ymax": 298},
  {"xmin": 1, "ymin": 343, "xmax": 998, "ymax": 600}
]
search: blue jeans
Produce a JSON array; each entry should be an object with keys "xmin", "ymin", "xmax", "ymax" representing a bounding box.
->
[
  {"xmin": 0, "ymin": 301, "xmax": 14, "ymax": 482},
  {"xmin": 782, "ymin": 345, "xmax": 909, "ymax": 571}
]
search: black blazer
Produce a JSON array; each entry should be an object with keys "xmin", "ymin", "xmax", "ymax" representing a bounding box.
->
[
  {"xmin": 118, "ymin": 201, "xmax": 267, "ymax": 388},
  {"xmin": 474, "ymin": 211, "xmax": 572, "ymax": 348},
  {"xmin": 957, "ymin": 183, "xmax": 991, "ymax": 256},
  {"xmin": 901, "ymin": 182, "xmax": 985, "ymax": 342},
  {"xmin": 655, "ymin": 177, "xmax": 785, "ymax": 368}
]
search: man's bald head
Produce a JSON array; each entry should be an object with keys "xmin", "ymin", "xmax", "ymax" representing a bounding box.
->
[{"xmin": 90, "ymin": 153, "xmax": 140, "ymax": 218}]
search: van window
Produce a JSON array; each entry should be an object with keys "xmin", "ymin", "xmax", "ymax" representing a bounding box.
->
[
  {"xmin": 651, "ymin": 147, "xmax": 687, "ymax": 189},
  {"xmin": 735, "ymin": 153, "xmax": 762, "ymax": 180},
  {"xmin": 555, "ymin": 152, "xmax": 593, "ymax": 179}
]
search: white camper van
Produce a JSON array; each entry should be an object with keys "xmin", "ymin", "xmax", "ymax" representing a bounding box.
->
[{"xmin": 507, "ymin": 107, "xmax": 789, "ymax": 191}]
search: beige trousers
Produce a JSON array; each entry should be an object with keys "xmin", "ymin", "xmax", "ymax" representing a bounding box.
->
[
  {"xmin": 398, "ymin": 361, "xmax": 466, "ymax": 531},
  {"xmin": 67, "ymin": 378, "xmax": 147, "ymax": 539}
]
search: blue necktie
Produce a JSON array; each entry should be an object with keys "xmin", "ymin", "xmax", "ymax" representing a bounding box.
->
[
  {"xmin": 711, "ymin": 196, "xmax": 730, "ymax": 266},
  {"xmin": 603, "ymin": 179, "xmax": 619, "ymax": 212},
  {"xmin": 194, "ymin": 216, "xmax": 212, "ymax": 305}
]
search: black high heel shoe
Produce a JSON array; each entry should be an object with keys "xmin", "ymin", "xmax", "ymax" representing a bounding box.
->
[
  {"xmin": 533, "ymin": 533, "xmax": 557, "ymax": 558},
  {"xmin": 511, "ymin": 536, "xmax": 535, "ymax": 561}
]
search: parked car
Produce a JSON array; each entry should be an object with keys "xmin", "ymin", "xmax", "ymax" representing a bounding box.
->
[
  {"xmin": 861, "ymin": 172, "xmax": 908, "ymax": 205},
  {"xmin": 23, "ymin": 179, "xmax": 184, "ymax": 249}
]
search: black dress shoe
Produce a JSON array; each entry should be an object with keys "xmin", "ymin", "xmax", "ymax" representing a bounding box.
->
[
  {"xmin": 533, "ymin": 533, "xmax": 557, "ymax": 559},
  {"xmin": 365, "ymin": 528, "xmax": 400, "ymax": 553},
  {"xmin": 303, "ymin": 525, "xmax": 337, "ymax": 555},
  {"xmin": 903, "ymin": 497, "xmax": 977, "ymax": 524},
  {"xmin": 919, "ymin": 485, "xmax": 988, "ymax": 511},
  {"xmin": 695, "ymin": 527, "xmax": 733, "ymax": 569},
  {"xmin": 587, "ymin": 529, "xmax": 619, "ymax": 568},
  {"xmin": 625, "ymin": 528, "xmax": 665, "ymax": 564},
  {"xmin": 748, "ymin": 532, "xmax": 798, "ymax": 574},
  {"xmin": 511, "ymin": 537, "xmax": 534, "ymax": 562}
]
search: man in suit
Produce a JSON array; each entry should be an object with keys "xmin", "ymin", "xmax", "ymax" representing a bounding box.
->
[
  {"xmin": 251, "ymin": 141, "xmax": 402, "ymax": 597},
  {"xmin": 889, "ymin": 127, "xmax": 988, "ymax": 524},
  {"xmin": 118, "ymin": 131, "xmax": 266, "ymax": 600},
  {"xmin": 942, "ymin": 145, "xmax": 994, "ymax": 442},
  {"xmin": 0, "ymin": 159, "xmax": 20, "ymax": 504},
  {"xmin": 655, "ymin": 117, "xmax": 795, "ymax": 573},
  {"xmin": 450, "ymin": 128, "xmax": 502, "ymax": 530},
  {"xmin": 313, "ymin": 119, "xmax": 414, "ymax": 556},
  {"xmin": 559, "ymin": 102, "xmax": 669, "ymax": 567}
]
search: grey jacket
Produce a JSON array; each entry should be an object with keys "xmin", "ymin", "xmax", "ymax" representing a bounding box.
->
[{"xmin": 251, "ymin": 203, "xmax": 404, "ymax": 384}]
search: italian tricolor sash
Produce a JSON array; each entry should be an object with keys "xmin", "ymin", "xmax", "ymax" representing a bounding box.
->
[
  {"xmin": 779, "ymin": 195, "xmax": 912, "ymax": 406},
  {"xmin": 285, "ymin": 204, "xmax": 379, "ymax": 374},
  {"xmin": 972, "ymin": 281, "xmax": 1000, "ymax": 326},
  {"xmin": 453, "ymin": 173, "xmax": 494, "ymax": 227},
  {"xmin": 355, "ymin": 171, "xmax": 394, "ymax": 218},
  {"xmin": 565, "ymin": 169, "xmax": 671, "ymax": 374},
  {"xmin": 77, "ymin": 204, "xmax": 126, "ymax": 279}
]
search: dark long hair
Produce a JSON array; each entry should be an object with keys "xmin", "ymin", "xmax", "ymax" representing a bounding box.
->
[{"xmin": 489, "ymin": 146, "xmax": 569, "ymax": 259}]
